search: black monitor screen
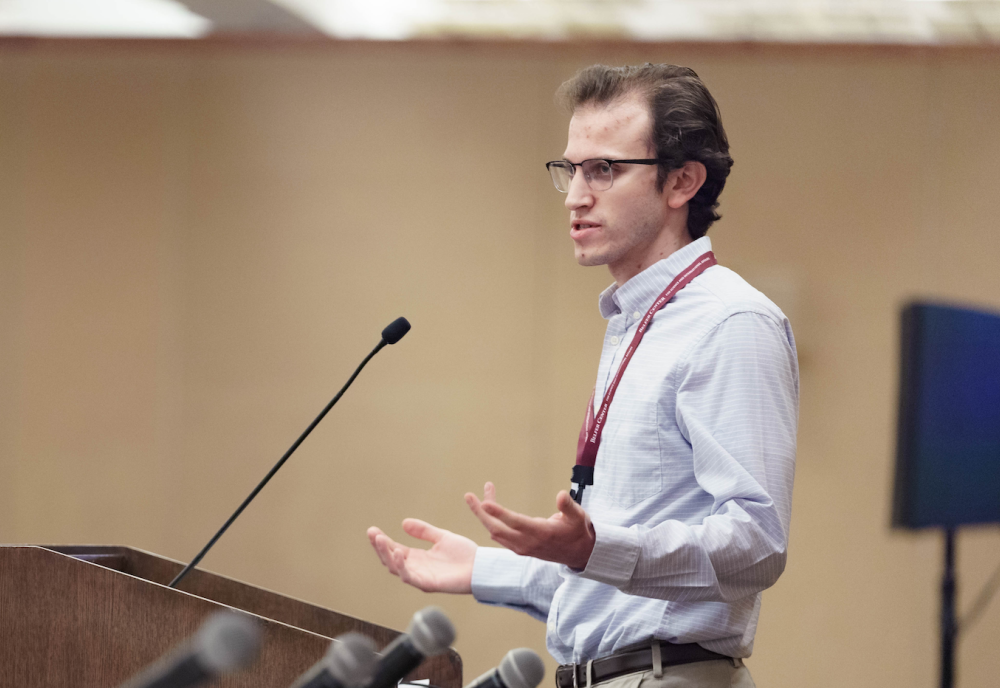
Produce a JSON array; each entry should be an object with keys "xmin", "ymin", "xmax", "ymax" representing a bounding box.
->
[{"xmin": 893, "ymin": 302, "xmax": 1000, "ymax": 528}]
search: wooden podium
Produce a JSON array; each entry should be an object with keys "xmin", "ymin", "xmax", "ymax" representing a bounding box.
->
[{"xmin": 0, "ymin": 545, "xmax": 462, "ymax": 688}]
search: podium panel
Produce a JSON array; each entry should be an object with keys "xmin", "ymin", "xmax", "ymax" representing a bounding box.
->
[{"xmin": 0, "ymin": 545, "xmax": 462, "ymax": 688}]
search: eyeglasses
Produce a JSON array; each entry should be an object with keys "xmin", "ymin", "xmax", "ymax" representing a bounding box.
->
[{"xmin": 545, "ymin": 158, "xmax": 668, "ymax": 193}]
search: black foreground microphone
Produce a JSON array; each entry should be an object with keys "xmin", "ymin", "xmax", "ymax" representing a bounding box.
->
[
  {"xmin": 289, "ymin": 633, "xmax": 378, "ymax": 688},
  {"xmin": 118, "ymin": 611, "xmax": 261, "ymax": 688},
  {"xmin": 464, "ymin": 649, "xmax": 545, "ymax": 688},
  {"xmin": 365, "ymin": 607, "xmax": 456, "ymax": 688},
  {"xmin": 168, "ymin": 317, "xmax": 412, "ymax": 589}
]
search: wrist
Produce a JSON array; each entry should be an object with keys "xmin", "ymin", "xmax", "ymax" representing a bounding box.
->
[
  {"xmin": 471, "ymin": 547, "xmax": 529, "ymax": 605},
  {"xmin": 579, "ymin": 521, "xmax": 639, "ymax": 588},
  {"xmin": 569, "ymin": 521, "xmax": 596, "ymax": 571}
]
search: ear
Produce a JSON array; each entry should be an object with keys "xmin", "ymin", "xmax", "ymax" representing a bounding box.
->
[{"xmin": 664, "ymin": 161, "xmax": 707, "ymax": 210}]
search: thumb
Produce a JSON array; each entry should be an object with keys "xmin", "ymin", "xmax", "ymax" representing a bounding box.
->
[
  {"xmin": 556, "ymin": 490, "xmax": 584, "ymax": 521},
  {"xmin": 402, "ymin": 518, "xmax": 446, "ymax": 544}
]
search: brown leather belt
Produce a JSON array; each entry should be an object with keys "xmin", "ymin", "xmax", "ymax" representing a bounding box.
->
[{"xmin": 554, "ymin": 641, "xmax": 730, "ymax": 688}]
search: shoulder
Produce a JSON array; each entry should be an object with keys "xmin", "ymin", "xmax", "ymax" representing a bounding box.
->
[
  {"xmin": 667, "ymin": 265, "xmax": 797, "ymax": 367},
  {"xmin": 691, "ymin": 265, "xmax": 788, "ymax": 327},
  {"xmin": 643, "ymin": 262, "xmax": 796, "ymax": 365}
]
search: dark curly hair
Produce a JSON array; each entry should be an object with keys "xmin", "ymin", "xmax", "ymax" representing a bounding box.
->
[{"xmin": 556, "ymin": 64, "xmax": 734, "ymax": 240}]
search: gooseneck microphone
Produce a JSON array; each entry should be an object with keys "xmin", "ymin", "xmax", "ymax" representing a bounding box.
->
[
  {"xmin": 381, "ymin": 317, "xmax": 411, "ymax": 345},
  {"xmin": 365, "ymin": 607, "xmax": 456, "ymax": 688},
  {"xmin": 168, "ymin": 317, "xmax": 412, "ymax": 589},
  {"xmin": 118, "ymin": 611, "xmax": 261, "ymax": 688},
  {"xmin": 464, "ymin": 649, "xmax": 545, "ymax": 688},
  {"xmin": 289, "ymin": 633, "xmax": 378, "ymax": 688}
]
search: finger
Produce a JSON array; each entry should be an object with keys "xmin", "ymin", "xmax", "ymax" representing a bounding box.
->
[
  {"xmin": 481, "ymin": 500, "xmax": 542, "ymax": 532},
  {"xmin": 466, "ymin": 491, "xmax": 496, "ymax": 521},
  {"xmin": 367, "ymin": 528, "xmax": 391, "ymax": 563},
  {"xmin": 402, "ymin": 518, "xmax": 446, "ymax": 544},
  {"xmin": 371, "ymin": 533, "xmax": 393, "ymax": 570},
  {"xmin": 488, "ymin": 523, "xmax": 540, "ymax": 557},
  {"xmin": 391, "ymin": 547, "xmax": 411, "ymax": 583},
  {"xmin": 476, "ymin": 496, "xmax": 547, "ymax": 539},
  {"xmin": 484, "ymin": 481, "xmax": 496, "ymax": 502},
  {"xmin": 468, "ymin": 496, "xmax": 525, "ymax": 543},
  {"xmin": 465, "ymin": 492, "xmax": 490, "ymax": 525},
  {"xmin": 374, "ymin": 533, "xmax": 404, "ymax": 574}
]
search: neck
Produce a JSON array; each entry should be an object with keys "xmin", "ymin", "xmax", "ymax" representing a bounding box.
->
[{"xmin": 609, "ymin": 229, "xmax": 693, "ymax": 287}]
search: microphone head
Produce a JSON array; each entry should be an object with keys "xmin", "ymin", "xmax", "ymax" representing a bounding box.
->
[
  {"xmin": 406, "ymin": 606, "xmax": 456, "ymax": 657},
  {"xmin": 193, "ymin": 611, "xmax": 262, "ymax": 675},
  {"xmin": 326, "ymin": 633, "xmax": 378, "ymax": 688},
  {"xmin": 497, "ymin": 649, "xmax": 545, "ymax": 688},
  {"xmin": 381, "ymin": 317, "xmax": 411, "ymax": 345}
]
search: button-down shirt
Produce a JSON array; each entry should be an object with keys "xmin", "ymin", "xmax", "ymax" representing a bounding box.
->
[{"xmin": 470, "ymin": 237, "xmax": 799, "ymax": 663}]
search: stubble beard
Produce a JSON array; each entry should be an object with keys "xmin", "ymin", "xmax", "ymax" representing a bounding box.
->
[{"xmin": 575, "ymin": 212, "xmax": 665, "ymax": 273}]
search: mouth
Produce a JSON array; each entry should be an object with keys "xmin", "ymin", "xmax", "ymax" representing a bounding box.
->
[{"xmin": 570, "ymin": 221, "xmax": 601, "ymax": 238}]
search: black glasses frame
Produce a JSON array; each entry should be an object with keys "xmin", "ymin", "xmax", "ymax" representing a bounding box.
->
[{"xmin": 545, "ymin": 158, "xmax": 671, "ymax": 192}]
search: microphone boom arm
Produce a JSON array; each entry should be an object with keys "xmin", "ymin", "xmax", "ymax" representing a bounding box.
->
[{"xmin": 169, "ymin": 333, "xmax": 396, "ymax": 589}]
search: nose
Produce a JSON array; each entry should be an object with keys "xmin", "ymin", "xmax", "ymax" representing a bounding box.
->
[{"xmin": 564, "ymin": 170, "xmax": 594, "ymax": 212}]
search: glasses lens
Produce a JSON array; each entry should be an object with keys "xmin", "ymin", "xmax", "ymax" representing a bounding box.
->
[
  {"xmin": 547, "ymin": 162, "xmax": 573, "ymax": 193},
  {"xmin": 582, "ymin": 160, "xmax": 613, "ymax": 191}
]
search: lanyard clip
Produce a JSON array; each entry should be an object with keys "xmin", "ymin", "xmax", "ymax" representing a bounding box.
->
[{"xmin": 570, "ymin": 465, "xmax": 594, "ymax": 504}]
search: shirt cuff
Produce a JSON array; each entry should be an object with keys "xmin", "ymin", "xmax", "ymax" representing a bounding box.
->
[
  {"xmin": 471, "ymin": 547, "xmax": 530, "ymax": 606},
  {"xmin": 580, "ymin": 521, "xmax": 640, "ymax": 589}
]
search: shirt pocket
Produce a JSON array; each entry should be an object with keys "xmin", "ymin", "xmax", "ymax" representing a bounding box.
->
[{"xmin": 595, "ymin": 413, "xmax": 663, "ymax": 510}]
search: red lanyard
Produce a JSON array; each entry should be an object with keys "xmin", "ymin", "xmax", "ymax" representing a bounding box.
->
[{"xmin": 571, "ymin": 251, "xmax": 717, "ymax": 504}]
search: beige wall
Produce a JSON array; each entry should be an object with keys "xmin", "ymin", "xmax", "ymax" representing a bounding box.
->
[{"xmin": 2, "ymin": 38, "xmax": 999, "ymax": 687}]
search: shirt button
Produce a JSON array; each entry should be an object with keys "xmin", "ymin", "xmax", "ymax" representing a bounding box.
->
[
  {"xmin": 610, "ymin": 336, "xmax": 620, "ymax": 345},
  {"xmin": 633, "ymin": 311, "xmax": 642, "ymax": 319}
]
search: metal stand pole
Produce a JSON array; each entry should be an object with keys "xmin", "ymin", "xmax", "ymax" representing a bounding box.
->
[{"xmin": 940, "ymin": 527, "xmax": 957, "ymax": 688}]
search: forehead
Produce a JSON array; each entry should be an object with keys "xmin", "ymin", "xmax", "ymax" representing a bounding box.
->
[{"xmin": 564, "ymin": 95, "xmax": 651, "ymax": 159}]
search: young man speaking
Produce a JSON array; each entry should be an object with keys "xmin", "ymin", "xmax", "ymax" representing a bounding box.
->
[{"xmin": 368, "ymin": 64, "xmax": 798, "ymax": 688}]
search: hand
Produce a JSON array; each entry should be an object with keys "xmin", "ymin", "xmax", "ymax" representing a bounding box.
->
[
  {"xmin": 465, "ymin": 483, "xmax": 596, "ymax": 571},
  {"xmin": 367, "ymin": 519, "xmax": 477, "ymax": 594}
]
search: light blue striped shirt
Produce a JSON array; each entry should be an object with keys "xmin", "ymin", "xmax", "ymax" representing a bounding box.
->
[{"xmin": 471, "ymin": 237, "xmax": 799, "ymax": 663}]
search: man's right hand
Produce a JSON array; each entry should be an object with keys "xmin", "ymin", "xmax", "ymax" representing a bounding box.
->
[{"xmin": 367, "ymin": 518, "xmax": 477, "ymax": 594}]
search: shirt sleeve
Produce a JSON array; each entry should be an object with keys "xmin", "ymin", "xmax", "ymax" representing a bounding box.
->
[
  {"xmin": 580, "ymin": 310, "xmax": 799, "ymax": 604},
  {"xmin": 471, "ymin": 546, "xmax": 564, "ymax": 621}
]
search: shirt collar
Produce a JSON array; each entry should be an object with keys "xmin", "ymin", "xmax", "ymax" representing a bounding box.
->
[{"xmin": 598, "ymin": 236, "xmax": 713, "ymax": 319}]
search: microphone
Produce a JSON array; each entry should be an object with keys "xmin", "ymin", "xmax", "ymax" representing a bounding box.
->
[
  {"xmin": 118, "ymin": 611, "xmax": 261, "ymax": 688},
  {"xmin": 168, "ymin": 317, "xmax": 412, "ymax": 589},
  {"xmin": 366, "ymin": 607, "xmax": 456, "ymax": 688},
  {"xmin": 289, "ymin": 633, "xmax": 378, "ymax": 688},
  {"xmin": 464, "ymin": 649, "xmax": 545, "ymax": 688},
  {"xmin": 382, "ymin": 317, "xmax": 411, "ymax": 345}
]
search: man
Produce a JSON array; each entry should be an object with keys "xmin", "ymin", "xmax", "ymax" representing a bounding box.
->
[{"xmin": 368, "ymin": 64, "xmax": 798, "ymax": 688}]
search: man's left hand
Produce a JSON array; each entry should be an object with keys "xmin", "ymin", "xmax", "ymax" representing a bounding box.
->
[{"xmin": 465, "ymin": 483, "xmax": 596, "ymax": 570}]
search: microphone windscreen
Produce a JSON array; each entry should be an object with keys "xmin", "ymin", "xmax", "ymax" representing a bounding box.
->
[
  {"xmin": 497, "ymin": 649, "xmax": 545, "ymax": 688},
  {"xmin": 327, "ymin": 633, "xmax": 379, "ymax": 688},
  {"xmin": 381, "ymin": 317, "xmax": 411, "ymax": 345},
  {"xmin": 194, "ymin": 611, "xmax": 262, "ymax": 674},
  {"xmin": 406, "ymin": 606, "xmax": 455, "ymax": 657}
]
